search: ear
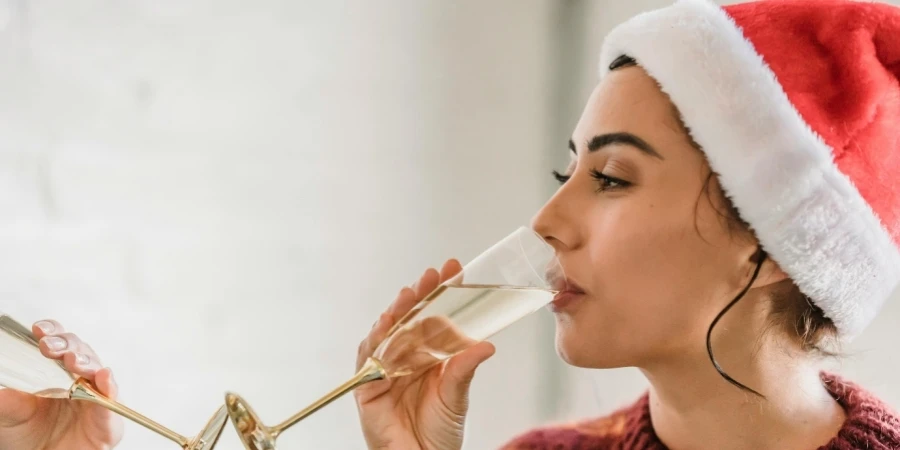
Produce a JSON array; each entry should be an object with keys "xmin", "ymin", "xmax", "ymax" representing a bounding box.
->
[{"xmin": 747, "ymin": 246, "xmax": 790, "ymax": 289}]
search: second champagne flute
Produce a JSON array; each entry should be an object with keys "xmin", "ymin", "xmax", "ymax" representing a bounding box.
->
[{"xmin": 0, "ymin": 315, "xmax": 229, "ymax": 450}]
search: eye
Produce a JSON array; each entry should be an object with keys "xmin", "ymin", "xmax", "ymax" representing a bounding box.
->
[
  {"xmin": 590, "ymin": 168, "xmax": 630, "ymax": 192},
  {"xmin": 552, "ymin": 170, "xmax": 570, "ymax": 185}
]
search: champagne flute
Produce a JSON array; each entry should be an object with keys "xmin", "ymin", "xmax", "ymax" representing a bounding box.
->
[
  {"xmin": 225, "ymin": 225, "xmax": 564, "ymax": 450},
  {"xmin": 0, "ymin": 314, "xmax": 228, "ymax": 450}
]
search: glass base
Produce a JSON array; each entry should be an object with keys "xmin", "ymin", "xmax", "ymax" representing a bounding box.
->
[{"xmin": 225, "ymin": 392, "xmax": 278, "ymax": 450}]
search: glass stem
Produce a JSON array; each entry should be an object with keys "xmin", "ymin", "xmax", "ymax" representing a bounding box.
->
[
  {"xmin": 69, "ymin": 378, "xmax": 190, "ymax": 447},
  {"xmin": 269, "ymin": 357, "xmax": 387, "ymax": 437}
]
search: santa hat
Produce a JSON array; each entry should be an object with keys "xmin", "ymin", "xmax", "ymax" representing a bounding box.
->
[{"xmin": 598, "ymin": 0, "xmax": 900, "ymax": 340}]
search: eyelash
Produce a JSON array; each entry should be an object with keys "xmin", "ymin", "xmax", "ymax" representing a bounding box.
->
[
  {"xmin": 552, "ymin": 170, "xmax": 570, "ymax": 184},
  {"xmin": 552, "ymin": 169, "xmax": 630, "ymax": 192}
]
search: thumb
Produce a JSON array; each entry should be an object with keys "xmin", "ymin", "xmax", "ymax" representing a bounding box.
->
[{"xmin": 438, "ymin": 342, "xmax": 495, "ymax": 415}]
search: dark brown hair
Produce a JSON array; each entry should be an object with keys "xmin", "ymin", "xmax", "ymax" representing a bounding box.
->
[
  {"xmin": 608, "ymin": 54, "xmax": 839, "ymax": 395},
  {"xmin": 700, "ymin": 171, "xmax": 839, "ymax": 356}
]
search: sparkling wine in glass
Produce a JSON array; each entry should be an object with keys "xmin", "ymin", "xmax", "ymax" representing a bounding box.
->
[
  {"xmin": 0, "ymin": 314, "xmax": 228, "ymax": 450},
  {"xmin": 225, "ymin": 225, "xmax": 565, "ymax": 450}
]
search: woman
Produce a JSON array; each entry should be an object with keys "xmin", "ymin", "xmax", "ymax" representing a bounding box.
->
[
  {"xmin": 354, "ymin": 0, "xmax": 900, "ymax": 449},
  {"xmin": 4, "ymin": 0, "xmax": 899, "ymax": 449}
]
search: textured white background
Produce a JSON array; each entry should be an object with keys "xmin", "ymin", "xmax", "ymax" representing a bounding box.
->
[{"xmin": 0, "ymin": 1, "xmax": 897, "ymax": 449}]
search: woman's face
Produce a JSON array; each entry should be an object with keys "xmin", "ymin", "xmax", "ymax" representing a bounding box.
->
[{"xmin": 532, "ymin": 66, "xmax": 759, "ymax": 368}]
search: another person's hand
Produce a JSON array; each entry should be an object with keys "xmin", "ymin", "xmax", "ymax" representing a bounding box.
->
[
  {"xmin": 0, "ymin": 319, "xmax": 124, "ymax": 449},
  {"xmin": 354, "ymin": 259, "xmax": 496, "ymax": 450}
]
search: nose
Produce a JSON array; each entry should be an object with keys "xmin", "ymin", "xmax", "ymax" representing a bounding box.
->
[{"xmin": 530, "ymin": 188, "xmax": 578, "ymax": 253}]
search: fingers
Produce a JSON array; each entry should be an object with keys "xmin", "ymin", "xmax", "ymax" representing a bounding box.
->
[
  {"xmin": 438, "ymin": 259, "xmax": 463, "ymax": 284},
  {"xmin": 391, "ymin": 259, "xmax": 460, "ymax": 325},
  {"xmin": 356, "ymin": 259, "xmax": 462, "ymax": 373},
  {"xmin": 355, "ymin": 259, "xmax": 467, "ymax": 407},
  {"xmin": 83, "ymin": 367, "xmax": 125, "ymax": 444},
  {"xmin": 62, "ymin": 350, "xmax": 103, "ymax": 378},
  {"xmin": 34, "ymin": 320, "xmax": 105, "ymax": 379},
  {"xmin": 357, "ymin": 312, "xmax": 395, "ymax": 371},
  {"xmin": 419, "ymin": 316, "xmax": 476, "ymax": 355},
  {"xmin": 39, "ymin": 332, "xmax": 100, "ymax": 365},
  {"xmin": 439, "ymin": 341, "xmax": 495, "ymax": 416},
  {"xmin": 32, "ymin": 319, "xmax": 65, "ymax": 339},
  {"xmin": 410, "ymin": 268, "xmax": 440, "ymax": 304},
  {"xmin": 387, "ymin": 273, "xmax": 432, "ymax": 325},
  {"xmin": 375, "ymin": 316, "xmax": 472, "ymax": 382},
  {"xmin": 93, "ymin": 367, "xmax": 119, "ymax": 400},
  {"xmin": 354, "ymin": 312, "xmax": 395, "ymax": 402}
]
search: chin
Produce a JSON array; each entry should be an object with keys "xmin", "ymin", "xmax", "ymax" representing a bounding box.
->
[
  {"xmin": 556, "ymin": 328, "xmax": 616, "ymax": 369},
  {"xmin": 554, "ymin": 321, "xmax": 630, "ymax": 369}
]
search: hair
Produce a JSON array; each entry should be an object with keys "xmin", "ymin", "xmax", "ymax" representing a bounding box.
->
[{"xmin": 608, "ymin": 54, "xmax": 839, "ymax": 396}]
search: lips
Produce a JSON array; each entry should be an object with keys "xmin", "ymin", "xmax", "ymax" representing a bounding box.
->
[{"xmin": 550, "ymin": 278, "xmax": 586, "ymax": 312}]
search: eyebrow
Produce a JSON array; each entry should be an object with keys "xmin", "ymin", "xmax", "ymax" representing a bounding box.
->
[{"xmin": 568, "ymin": 132, "xmax": 664, "ymax": 160}]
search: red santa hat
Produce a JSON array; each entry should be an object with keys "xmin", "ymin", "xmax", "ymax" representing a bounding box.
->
[{"xmin": 598, "ymin": 0, "xmax": 900, "ymax": 339}]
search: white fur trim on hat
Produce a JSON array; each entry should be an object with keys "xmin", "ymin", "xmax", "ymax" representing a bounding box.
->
[{"xmin": 597, "ymin": 0, "xmax": 900, "ymax": 339}]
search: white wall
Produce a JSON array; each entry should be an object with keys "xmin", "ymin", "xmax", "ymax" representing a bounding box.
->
[{"xmin": 0, "ymin": 1, "xmax": 564, "ymax": 448}]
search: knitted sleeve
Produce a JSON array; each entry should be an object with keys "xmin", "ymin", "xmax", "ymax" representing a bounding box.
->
[
  {"xmin": 496, "ymin": 395, "xmax": 664, "ymax": 450},
  {"xmin": 499, "ymin": 425, "xmax": 618, "ymax": 449}
]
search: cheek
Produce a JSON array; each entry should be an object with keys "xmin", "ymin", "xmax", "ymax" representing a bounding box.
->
[{"xmin": 557, "ymin": 195, "xmax": 736, "ymax": 366}]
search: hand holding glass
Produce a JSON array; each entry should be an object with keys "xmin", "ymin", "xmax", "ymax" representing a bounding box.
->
[
  {"xmin": 225, "ymin": 226, "xmax": 565, "ymax": 450},
  {"xmin": 0, "ymin": 315, "xmax": 228, "ymax": 450}
]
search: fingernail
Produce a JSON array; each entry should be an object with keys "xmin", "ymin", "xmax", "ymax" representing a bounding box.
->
[
  {"xmin": 35, "ymin": 321, "xmax": 55, "ymax": 334},
  {"xmin": 75, "ymin": 353, "xmax": 90, "ymax": 366},
  {"xmin": 44, "ymin": 336, "xmax": 67, "ymax": 351}
]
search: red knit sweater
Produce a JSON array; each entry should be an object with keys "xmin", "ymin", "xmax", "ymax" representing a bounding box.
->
[{"xmin": 500, "ymin": 374, "xmax": 900, "ymax": 450}]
